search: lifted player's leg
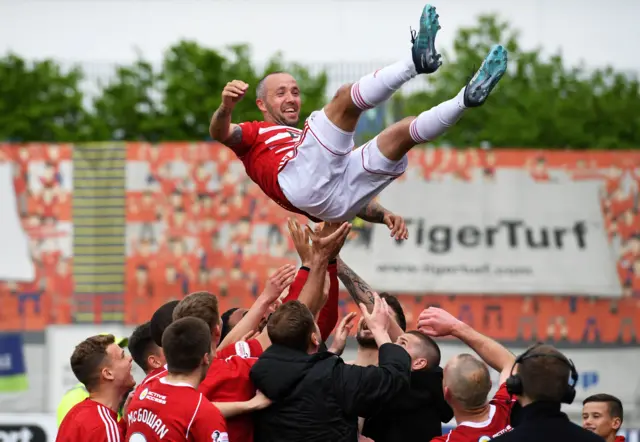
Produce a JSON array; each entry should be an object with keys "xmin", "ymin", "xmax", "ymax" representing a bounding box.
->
[
  {"xmin": 323, "ymin": 4, "xmax": 442, "ymax": 134},
  {"xmin": 373, "ymin": 44, "xmax": 508, "ymax": 162}
]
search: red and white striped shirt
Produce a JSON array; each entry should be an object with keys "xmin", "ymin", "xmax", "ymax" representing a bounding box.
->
[
  {"xmin": 56, "ymin": 398, "xmax": 124, "ymax": 442},
  {"xmin": 230, "ymin": 121, "xmax": 318, "ymax": 220}
]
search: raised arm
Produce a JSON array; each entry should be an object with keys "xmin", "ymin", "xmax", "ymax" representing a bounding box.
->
[
  {"xmin": 355, "ymin": 200, "xmax": 408, "ymax": 240},
  {"xmin": 418, "ymin": 307, "xmax": 515, "ymax": 383},
  {"xmin": 337, "ymin": 256, "xmax": 404, "ymax": 342},
  {"xmin": 333, "ymin": 294, "xmax": 411, "ymax": 417},
  {"xmin": 217, "ymin": 264, "xmax": 296, "ymax": 350},
  {"xmin": 298, "ymin": 222, "xmax": 351, "ymax": 316},
  {"xmin": 209, "ymin": 80, "xmax": 248, "ymax": 144}
]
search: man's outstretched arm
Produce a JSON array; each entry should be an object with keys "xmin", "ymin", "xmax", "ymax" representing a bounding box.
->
[
  {"xmin": 356, "ymin": 200, "xmax": 387, "ymax": 224},
  {"xmin": 337, "ymin": 256, "xmax": 404, "ymax": 342},
  {"xmin": 355, "ymin": 200, "xmax": 408, "ymax": 240},
  {"xmin": 209, "ymin": 80, "xmax": 249, "ymax": 144},
  {"xmin": 209, "ymin": 106, "xmax": 242, "ymax": 144}
]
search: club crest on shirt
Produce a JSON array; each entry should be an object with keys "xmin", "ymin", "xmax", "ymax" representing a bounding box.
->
[
  {"xmin": 478, "ymin": 436, "xmax": 492, "ymax": 442},
  {"xmin": 139, "ymin": 388, "xmax": 149, "ymax": 400},
  {"xmin": 212, "ymin": 430, "xmax": 229, "ymax": 442},
  {"xmin": 286, "ymin": 130, "xmax": 301, "ymax": 140}
]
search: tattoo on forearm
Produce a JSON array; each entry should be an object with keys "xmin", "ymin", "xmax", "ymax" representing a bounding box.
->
[
  {"xmin": 337, "ymin": 260, "xmax": 375, "ymax": 306},
  {"xmin": 213, "ymin": 106, "xmax": 231, "ymax": 119},
  {"xmin": 357, "ymin": 201, "xmax": 386, "ymax": 224}
]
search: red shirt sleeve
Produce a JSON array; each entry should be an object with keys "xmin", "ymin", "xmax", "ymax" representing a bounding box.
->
[
  {"xmin": 189, "ymin": 400, "xmax": 229, "ymax": 442},
  {"xmin": 216, "ymin": 339, "xmax": 262, "ymax": 359},
  {"xmin": 317, "ymin": 262, "xmax": 339, "ymax": 340},
  {"xmin": 282, "ymin": 266, "xmax": 309, "ymax": 303},
  {"xmin": 231, "ymin": 121, "xmax": 259, "ymax": 157}
]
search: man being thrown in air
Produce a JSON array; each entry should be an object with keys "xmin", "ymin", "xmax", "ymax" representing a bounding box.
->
[{"xmin": 209, "ymin": 4, "xmax": 507, "ymax": 241}]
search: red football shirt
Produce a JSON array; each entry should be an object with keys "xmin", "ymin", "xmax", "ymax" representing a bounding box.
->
[
  {"xmin": 215, "ymin": 338, "xmax": 263, "ymax": 360},
  {"xmin": 126, "ymin": 377, "xmax": 228, "ymax": 442},
  {"xmin": 198, "ymin": 354, "xmax": 258, "ymax": 442},
  {"xmin": 231, "ymin": 121, "xmax": 317, "ymax": 219},
  {"xmin": 131, "ymin": 366, "xmax": 170, "ymax": 401},
  {"xmin": 432, "ymin": 384, "xmax": 515, "ymax": 442},
  {"xmin": 151, "ymin": 340, "xmax": 262, "ymax": 442},
  {"xmin": 56, "ymin": 398, "xmax": 124, "ymax": 442}
]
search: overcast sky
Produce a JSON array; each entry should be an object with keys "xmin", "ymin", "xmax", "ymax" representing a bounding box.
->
[{"xmin": 1, "ymin": 0, "xmax": 639, "ymax": 74}]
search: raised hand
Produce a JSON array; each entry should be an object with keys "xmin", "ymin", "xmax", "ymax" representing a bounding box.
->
[
  {"xmin": 383, "ymin": 212, "xmax": 408, "ymax": 241},
  {"xmin": 306, "ymin": 222, "xmax": 351, "ymax": 263},
  {"xmin": 222, "ymin": 80, "xmax": 249, "ymax": 108},
  {"xmin": 328, "ymin": 312, "xmax": 357, "ymax": 356},
  {"xmin": 416, "ymin": 307, "xmax": 462, "ymax": 337},
  {"xmin": 359, "ymin": 292, "xmax": 390, "ymax": 335},
  {"xmin": 288, "ymin": 218, "xmax": 311, "ymax": 265},
  {"xmin": 261, "ymin": 264, "xmax": 297, "ymax": 303}
]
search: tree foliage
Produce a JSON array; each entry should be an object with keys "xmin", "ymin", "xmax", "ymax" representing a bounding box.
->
[
  {"xmin": 0, "ymin": 16, "xmax": 638, "ymax": 148},
  {"xmin": 0, "ymin": 42, "xmax": 328, "ymax": 142},
  {"xmin": 400, "ymin": 15, "xmax": 640, "ymax": 149}
]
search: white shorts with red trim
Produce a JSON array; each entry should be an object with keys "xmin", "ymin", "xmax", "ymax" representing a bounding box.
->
[{"xmin": 277, "ymin": 109, "xmax": 408, "ymax": 222}]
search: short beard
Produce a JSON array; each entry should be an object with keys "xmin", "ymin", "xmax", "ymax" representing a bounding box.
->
[
  {"xmin": 356, "ymin": 333, "xmax": 378, "ymax": 349},
  {"xmin": 266, "ymin": 102, "xmax": 298, "ymax": 127}
]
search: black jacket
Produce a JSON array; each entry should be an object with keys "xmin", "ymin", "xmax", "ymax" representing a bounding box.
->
[
  {"xmin": 361, "ymin": 366, "xmax": 454, "ymax": 442},
  {"xmin": 250, "ymin": 342, "xmax": 411, "ymax": 442},
  {"xmin": 493, "ymin": 401, "xmax": 605, "ymax": 442}
]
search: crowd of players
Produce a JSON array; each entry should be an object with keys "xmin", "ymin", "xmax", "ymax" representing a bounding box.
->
[{"xmin": 57, "ymin": 219, "xmax": 628, "ymax": 442}]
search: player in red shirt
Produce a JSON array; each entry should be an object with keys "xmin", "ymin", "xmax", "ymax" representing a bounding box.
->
[
  {"xmin": 127, "ymin": 321, "xmax": 167, "ymax": 384},
  {"xmin": 168, "ymin": 291, "xmax": 271, "ymax": 442},
  {"xmin": 57, "ymin": 334, "xmax": 136, "ymax": 442},
  {"xmin": 582, "ymin": 394, "xmax": 626, "ymax": 442},
  {"xmin": 417, "ymin": 307, "xmax": 517, "ymax": 442},
  {"xmin": 126, "ymin": 317, "xmax": 228, "ymax": 442},
  {"xmin": 209, "ymin": 4, "xmax": 507, "ymax": 236}
]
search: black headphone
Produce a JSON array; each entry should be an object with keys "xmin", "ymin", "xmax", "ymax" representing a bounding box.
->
[{"xmin": 505, "ymin": 343, "xmax": 579, "ymax": 404}]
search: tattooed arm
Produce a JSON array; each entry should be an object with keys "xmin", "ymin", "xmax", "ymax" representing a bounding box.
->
[
  {"xmin": 337, "ymin": 256, "xmax": 375, "ymax": 308},
  {"xmin": 337, "ymin": 257, "xmax": 404, "ymax": 341},
  {"xmin": 356, "ymin": 200, "xmax": 388, "ymax": 224},
  {"xmin": 209, "ymin": 105, "xmax": 243, "ymax": 145}
]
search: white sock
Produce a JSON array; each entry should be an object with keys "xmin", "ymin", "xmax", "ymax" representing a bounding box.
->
[
  {"xmin": 409, "ymin": 87, "xmax": 467, "ymax": 143},
  {"xmin": 351, "ymin": 59, "xmax": 417, "ymax": 110}
]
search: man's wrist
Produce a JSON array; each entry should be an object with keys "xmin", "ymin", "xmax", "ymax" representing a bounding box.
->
[
  {"xmin": 450, "ymin": 320, "xmax": 469, "ymax": 339},
  {"xmin": 217, "ymin": 104, "xmax": 234, "ymax": 115}
]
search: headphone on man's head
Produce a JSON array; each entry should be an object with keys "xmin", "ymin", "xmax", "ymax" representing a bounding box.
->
[{"xmin": 505, "ymin": 343, "xmax": 579, "ymax": 404}]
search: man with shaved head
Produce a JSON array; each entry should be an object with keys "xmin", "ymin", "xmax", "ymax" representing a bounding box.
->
[
  {"xmin": 209, "ymin": 4, "xmax": 507, "ymax": 230},
  {"xmin": 418, "ymin": 307, "xmax": 516, "ymax": 442}
]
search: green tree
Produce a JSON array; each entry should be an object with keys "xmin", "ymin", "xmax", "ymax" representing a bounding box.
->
[
  {"xmin": 401, "ymin": 15, "xmax": 640, "ymax": 149},
  {"xmin": 159, "ymin": 41, "xmax": 328, "ymax": 140},
  {"xmin": 0, "ymin": 54, "xmax": 86, "ymax": 142},
  {"xmin": 90, "ymin": 58, "xmax": 163, "ymax": 141}
]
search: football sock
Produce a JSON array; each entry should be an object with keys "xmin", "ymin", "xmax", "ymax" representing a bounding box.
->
[
  {"xmin": 351, "ymin": 59, "xmax": 417, "ymax": 110},
  {"xmin": 409, "ymin": 87, "xmax": 467, "ymax": 143}
]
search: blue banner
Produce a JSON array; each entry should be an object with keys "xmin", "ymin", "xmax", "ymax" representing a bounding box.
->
[{"xmin": 0, "ymin": 333, "xmax": 29, "ymax": 392}]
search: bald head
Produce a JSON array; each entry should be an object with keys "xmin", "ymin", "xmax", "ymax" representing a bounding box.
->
[{"xmin": 444, "ymin": 353, "xmax": 491, "ymax": 410}]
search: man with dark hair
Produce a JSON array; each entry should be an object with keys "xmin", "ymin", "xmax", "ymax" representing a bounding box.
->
[
  {"xmin": 128, "ymin": 322, "xmax": 166, "ymax": 376},
  {"xmin": 250, "ymin": 294, "xmax": 411, "ymax": 442},
  {"xmin": 125, "ymin": 317, "xmax": 228, "ymax": 441},
  {"xmin": 56, "ymin": 335, "xmax": 135, "ymax": 442},
  {"xmin": 149, "ymin": 300, "xmax": 179, "ymax": 347},
  {"xmin": 418, "ymin": 307, "xmax": 516, "ymax": 442},
  {"xmin": 486, "ymin": 343, "xmax": 603, "ymax": 442},
  {"xmin": 219, "ymin": 307, "xmax": 248, "ymax": 342},
  {"xmin": 338, "ymin": 257, "xmax": 452, "ymax": 442},
  {"xmin": 151, "ymin": 289, "xmax": 273, "ymax": 442},
  {"xmin": 583, "ymin": 394, "xmax": 625, "ymax": 442}
]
